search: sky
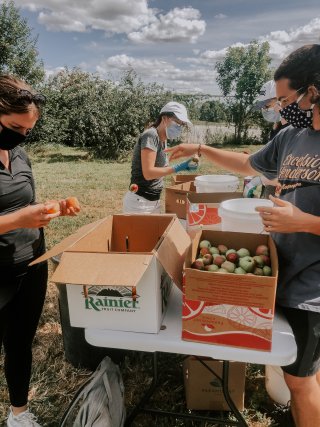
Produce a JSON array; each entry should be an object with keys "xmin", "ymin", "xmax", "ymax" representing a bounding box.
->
[{"xmin": 6, "ymin": 0, "xmax": 320, "ymax": 94}]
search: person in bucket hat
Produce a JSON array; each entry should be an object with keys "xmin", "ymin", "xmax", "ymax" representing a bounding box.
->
[{"xmin": 123, "ymin": 101, "xmax": 196, "ymax": 214}]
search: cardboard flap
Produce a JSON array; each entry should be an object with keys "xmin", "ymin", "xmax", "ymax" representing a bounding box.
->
[
  {"xmin": 29, "ymin": 218, "xmax": 107, "ymax": 265},
  {"xmin": 52, "ymin": 252, "xmax": 153, "ymax": 287},
  {"xmin": 155, "ymin": 218, "xmax": 191, "ymax": 289}
]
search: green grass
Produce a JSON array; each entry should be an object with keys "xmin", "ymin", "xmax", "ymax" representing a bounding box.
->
[{"xmin": 0, "ymin": 144, "xmax": 286, "ymax": 426}]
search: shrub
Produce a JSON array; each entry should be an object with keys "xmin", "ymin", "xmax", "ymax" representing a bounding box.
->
[{"xmin": 29, "ymin": 69, "xmax": 171, "ymax": 160}]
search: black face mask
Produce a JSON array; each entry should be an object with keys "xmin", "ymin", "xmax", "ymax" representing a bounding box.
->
[{"xmin": 0, "ymin": 122, "xmax": 28, "ymax": 150}]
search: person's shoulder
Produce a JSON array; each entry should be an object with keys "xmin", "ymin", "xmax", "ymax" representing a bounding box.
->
[
  {"xmin": 12, "ymin": 146, "xmax": 32, "ymax": 167},
  {"xmin": 142, "ymin": 127, "xmax": 158, "ymax": 138},
  {"xmin": 12, "ymin": 146, "xmax": 29, "ymax": 160},
  {"xmin": 140, "ymin": 127, "xmax": 160, "ymax": 145}
]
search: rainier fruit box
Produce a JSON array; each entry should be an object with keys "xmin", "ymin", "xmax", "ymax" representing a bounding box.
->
[
  {"xmin": 183, "ymin": 230, "xmax": 278, "ymax": 351},
  {"xmin": 186, "ymin": 192, "xmax": 242, "ymax": 235},
  {"xmin": 31, "ymin": 214, "xmax": 191, "ymax": 333},
  {"xmin": 183, "ymin": 357, "xmax": 246, "ymax": 411}
]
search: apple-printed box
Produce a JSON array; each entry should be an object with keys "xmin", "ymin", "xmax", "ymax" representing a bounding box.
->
[
  {"xmin": 186, "ymin": 192, "xmax": 242, "ymax": 234},
  {"xmin": 183, "ymin": 230, "xmax": 278, "ymax": 351}
]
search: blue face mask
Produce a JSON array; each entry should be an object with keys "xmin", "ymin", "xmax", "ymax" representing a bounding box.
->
[
  {"xmin": 166, "ymin": 122, "xmax": 182, "ymax": 140},
  {"xmin": 261, "ymin": 108, "xmax": 281, "ymax": 123}
]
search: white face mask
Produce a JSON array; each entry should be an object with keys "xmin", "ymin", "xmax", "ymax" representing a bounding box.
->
[
  {"xmin": 261, "ymin": 108, "xmax": 281, "ymax": 123},
  {"xmin": 166, "ymin": 122, "xmax": 182, "ymax": 140}
]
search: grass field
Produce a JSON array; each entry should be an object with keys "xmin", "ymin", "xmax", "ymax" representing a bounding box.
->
[{"xmin": 0, "ymin": 144, "xmax": 287, "ymax": 426}]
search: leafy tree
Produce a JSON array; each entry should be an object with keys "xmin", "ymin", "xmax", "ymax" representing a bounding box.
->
[
  {"xmin": 199, "ymin": 99, "xmax": 228, "ymax": 122},
  {"xmin": 215, "ymin": 41, "xmax": 272, "ymax": 143},
  {"xmin": 29, "ymin": 68, "xmax": 171, "ymax": 159},
  {"xmin": 0, "ymin": 0, "xmax": 44, "ymax": 85}
]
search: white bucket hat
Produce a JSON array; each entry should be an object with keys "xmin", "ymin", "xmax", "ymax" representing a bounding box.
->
[
  {"xmin": 252, "ymin": 80, "xmax": 277, "ymax": 111},
  {"xmin": 160, "ymin": 101, "xmax": 192, "ymax": 124}
]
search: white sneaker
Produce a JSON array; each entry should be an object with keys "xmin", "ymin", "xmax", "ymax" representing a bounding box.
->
[{"xmin": 7, "ymin": 408, "xmax": 42, "ymax": 427}]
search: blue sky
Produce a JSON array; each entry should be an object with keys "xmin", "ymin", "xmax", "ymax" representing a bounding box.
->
[{"xmin": 7, "ymin": 0, "xmax": 320, "ymax": 94}]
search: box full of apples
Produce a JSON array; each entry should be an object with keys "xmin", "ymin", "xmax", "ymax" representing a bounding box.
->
[{"xmin": 191, "ymin": 240, "xmax": 272, "ymax": 276}]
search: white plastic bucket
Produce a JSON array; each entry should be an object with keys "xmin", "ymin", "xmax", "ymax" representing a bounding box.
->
[
  {"xmin": 218, "ymin": 198, "xmax": 273, "ymax": 233},
  {"xmin": 194, "ymin": 175, "xmax": 239, "ymax": 193},
  {"xmin": 265, "ymin": 365, "xmax": 290, "ymax": 405}
]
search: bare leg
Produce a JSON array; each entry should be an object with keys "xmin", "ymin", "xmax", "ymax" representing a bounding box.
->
[
  {"xmin": 11, "ymin": 404, "xmax": 28, "ymax": 415},
  {"xmin": 284, "ymin": 371, "xmax": 320, "ymax": 427}
]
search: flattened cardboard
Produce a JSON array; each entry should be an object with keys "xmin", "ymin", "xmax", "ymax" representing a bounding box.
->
[{"xmin": 183, "ymin": 357, "xmax": 246, "ymax": 411}]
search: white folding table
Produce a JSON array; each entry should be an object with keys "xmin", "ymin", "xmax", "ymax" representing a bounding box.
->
[{"xmin": 85, "ymin": 286, "xmax": 297, "ymax": 426}]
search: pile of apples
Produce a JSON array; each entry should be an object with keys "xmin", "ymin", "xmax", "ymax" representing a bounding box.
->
[{"xmin": 191, "ymin": 240, "xmax": 272, "ymax": 276}]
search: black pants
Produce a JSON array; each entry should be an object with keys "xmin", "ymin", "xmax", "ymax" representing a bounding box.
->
[{"xmin": 0, "ymin": 261, "xmax": 48, "ymax": 407}]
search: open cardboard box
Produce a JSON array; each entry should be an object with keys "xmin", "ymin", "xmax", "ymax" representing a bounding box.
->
[
  {"xmin": 183, "ymin": 357, "xmax": 246, "ymax": 411},
  {"xmin": 182, "ymin": 230, "xmax": 278, "ymax": 351},
  {"xmin": 171, "ymin": 174, "xmax": 199, "ymax": 185},
  {"xmin": 165, "ymin": 181, "xmax": 196, "ymax": 220},
  {"xmin": 32, "ymin": 214, "xmax": 191, "ymax": 333}
]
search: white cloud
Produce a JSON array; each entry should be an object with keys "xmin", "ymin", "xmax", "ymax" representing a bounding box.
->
[
  {"xmin": 262, "ymin": 17, "xmax": 320, "ymax": 60},
  {"xmin": 12, "ymin": 0, "xmax": 205, "ymax": 44},
  {"xmin": 13, "ymin": 0, "xmax": 155, "ymax": 33},
  {"xmin": 214, "ymin": 13, "xmax": 227, "ymax": 19},
  {"xmin": 95, "ymin": 54, "xmax": 215, "ymax": 93},
  {"xmin": 193, "ymin": 16, "xmax": 320, "ymax": 68},
  {"xmin": 128, "ymin": 7, "xmax": 206, "ymax": 44}
]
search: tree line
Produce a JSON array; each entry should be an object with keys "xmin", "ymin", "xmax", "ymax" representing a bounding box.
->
[{"xmin": 1, "ymin": 0, "xmax": 274, "ymax": 159}]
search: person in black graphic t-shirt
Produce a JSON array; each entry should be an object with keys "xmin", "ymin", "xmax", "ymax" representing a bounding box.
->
[
  {"xmin": 166, "ymin": 45, "xmax": 320, "ymax": 427},
  {"xmin": 0, "ymin": 75, "xmax": 80, "ymax": 427}
]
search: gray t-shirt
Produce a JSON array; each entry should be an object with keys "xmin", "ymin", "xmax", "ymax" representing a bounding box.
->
[
  {"xmin": 0, "ymin": 146, "xmax": 44, "ymax": 267},
  {"xmin": 130, "ymin": 127, "xmax": 168, "ymax": 201},
  {"xmin": 250, "ymin": 126, "xmax": 320, "ymax": 312}
]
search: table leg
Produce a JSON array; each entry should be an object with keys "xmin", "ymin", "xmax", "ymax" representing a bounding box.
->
[
  {"xmin": 196, "ymin": 357, "xmax": 248, "ymax": 427},
  {"xmin": 124, "ymin": 352, "xmax": 159, "ymax": 426},
  {"xmin": 125, "ymin": 353, "xmax": 248, "ymax": 427}
]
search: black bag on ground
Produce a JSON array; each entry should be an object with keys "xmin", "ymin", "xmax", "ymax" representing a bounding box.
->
[{"xmin": 60, "ymin": 356, "xmax": 126, "ymax": 427}]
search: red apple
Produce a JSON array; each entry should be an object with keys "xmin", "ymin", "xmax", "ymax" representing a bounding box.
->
[
  {"xmin": 255, "ymin": 245, "xmax": 269, "ymax": 256},
  {"xmin": 130, "ymin": 183, "xmax": 139, "ymax": 193},
  {"xmin": 199, "ymin": 247, "xmax": 210, "ymax": 257},
  {"xmin": 213, "ymin": 255, "xmax": 225, "ymax": 267},
  {"xmin": 191, "ymin": 259, "xmax": 205, "ymax": 270},
  {"xmin": 202, "ymin": 254, "xmax": 213, "ymax": 265},
  {"xmin": 226, "ymin": 252, "xmax": 239, "ymax": 263},
  {"xmin": 217, "ymin": 244, "xmax": 228, "ymax": 255}
]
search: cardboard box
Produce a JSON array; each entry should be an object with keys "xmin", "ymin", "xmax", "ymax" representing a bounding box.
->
[
  {"xmin": 165, "ymin": 181, "xmax": 196, "ymax": 219},
  {"xmin": 183, "ymin": 357, "xmax": 246, "ymax": 411},
  {"xmin": 186, "ymin": 192, "xmax": 242, "ymax": 234},
  {"xmin": 182, "ymin": 230, "xmax": 278, "ymax": 351},
  {"xmin": 171, "ymin": 174, "xmax": 199, "ymax": 185},
  {"xmin": 32, "ymin": 214, "xmax": 191, "ymax": 333}
]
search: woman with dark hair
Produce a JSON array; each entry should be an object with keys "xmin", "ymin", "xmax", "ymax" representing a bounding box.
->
[
  {"xmin": 167, "ymin": 44, "xmax": 320, "ymax": 427},
  {"xmin": 0, "ymin": 75, "xmax": 80, "ymax": 426},
  {"xmin": 123, "ymin": 101, "xmax": 197, "ymax": 213}
]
